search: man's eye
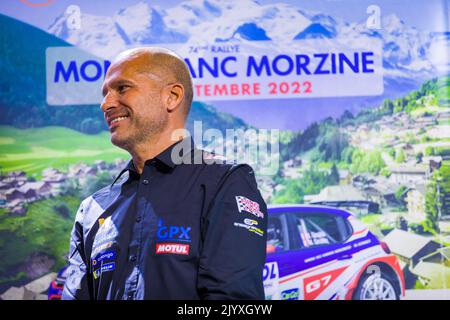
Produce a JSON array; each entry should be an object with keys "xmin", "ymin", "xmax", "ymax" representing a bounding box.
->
[{"xmin": 118, "ymin": 85, "xmax": 129, "ymax": 93}]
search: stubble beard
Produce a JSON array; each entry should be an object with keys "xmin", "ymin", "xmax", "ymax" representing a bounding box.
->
[{"xmin": 111, "ymin": 112, "xmax": 169, "ymax": 152}]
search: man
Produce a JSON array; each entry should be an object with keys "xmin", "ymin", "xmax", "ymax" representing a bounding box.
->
[{"xmin": 62, "ymin": 47, "xmax": 268, "ymax": 300}]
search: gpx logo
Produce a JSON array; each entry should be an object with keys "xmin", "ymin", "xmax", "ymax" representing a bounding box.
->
[{"xmin": 157, "ymin": 219, "xmax": 191, "ymax": 243}]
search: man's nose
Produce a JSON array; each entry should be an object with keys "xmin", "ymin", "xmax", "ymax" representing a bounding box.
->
[{"xmin": 100, "ymin": 92, "xmax": 118, "ymax": 113}]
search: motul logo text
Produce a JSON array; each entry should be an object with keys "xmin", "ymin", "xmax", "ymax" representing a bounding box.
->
[{"xmin": 156, "ymin": 243, "xmax": 190, "ymax": 255}]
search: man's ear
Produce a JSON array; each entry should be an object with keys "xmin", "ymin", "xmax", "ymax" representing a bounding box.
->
[{"xmin": 165, "ymin": 83, "xmax": 184, "ymax": 113}]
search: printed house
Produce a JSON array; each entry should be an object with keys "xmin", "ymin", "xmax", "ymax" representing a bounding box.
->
[
  {"xmin": 405, "ymin": 184, "xmax": 426, "ymax": 222},
  {"xmin": 352, "ymin": 174, "xmax": 376, "ymax": 189},
  {"xmin": 338, "ymin": 169, "xmax": 352, "ymax": 185},
  {"xmin": 389, "ymin": 165, "xmax": 429, "ymax": 184},
  {"xmin": 383, "ymin": 229, "xmax": 442, "ymax": 269},
  {"xmin": 94, "ymin": 160, "xmax": 108, "ymax": 170},
  {"xmin": 0, "ymin": 272, "xmax": 57, "ymax": 300},
  {"xmin": 5, "ymin": 188, "xmax": 27, "ymax": 202},
  {"xmin": 362, "ymin": 179, "xmax": 401, "ymax": 207},
  {"xmin": 4, "ymin": 171, "xmax": 27, "ymax": 186},
  {"xmin": 42, "ymin": 168, "xmax": 66, "ymax": 183},
  {"xmin": 42, "ymin": 168, "xmax": 67, "ymax": 196},
  {"xmin": 0, "ymin": 182, "xmax": 10, "ymax": 190},
  {"xmin": 421, "ymin": 156, "xmax": 442, "ymax": 172},
  {"xmin": 68, "ymin": 163, "xmax": 97, "ymax": 178},
  {"xmin": 383, "ymin": 229, "xmax": 443, "ymax": 289},
  {"xmin": 18, "ymin": 182, "xmax": 52, "ymax": 200},
  {"xmin": 304, "ymin": 184, "xmax": 379, "ymax": 215},
  {"xmin": 412, "ymin": 247, "xmax": 450, "ymax": 288}
]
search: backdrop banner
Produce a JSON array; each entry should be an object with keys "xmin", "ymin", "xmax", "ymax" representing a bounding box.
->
[{"xmin": 0, "ymin": 0, "xmax": 449, "ymax": 300}]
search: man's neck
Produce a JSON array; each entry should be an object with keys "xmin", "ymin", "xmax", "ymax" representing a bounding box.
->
[{"xmin": 129, "ymin": 127, "xmax": 187, "ymax": 174}]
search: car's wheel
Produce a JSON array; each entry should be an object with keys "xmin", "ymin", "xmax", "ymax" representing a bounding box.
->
[{"xmin": 353, "ymin": 269, "xmax": 399, "ymax": 300}]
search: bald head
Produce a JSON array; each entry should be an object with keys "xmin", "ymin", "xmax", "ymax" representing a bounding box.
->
[{"xmin": 110, "ymin": 47, "xmax": 194, "ymax": 117}]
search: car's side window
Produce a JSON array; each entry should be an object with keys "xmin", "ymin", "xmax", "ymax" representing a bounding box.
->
[
  {"xmin": 267, "ymin": 215, "xmax": 288, "ymax": 253},
  {"xmin": 294, "ymin": 213, "xmax": 349, "ymax": 249}
]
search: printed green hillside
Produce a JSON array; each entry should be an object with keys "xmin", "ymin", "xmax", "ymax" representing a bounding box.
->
[
  {"xmin": 0, "ymin": 195, "xmax": 80, "ymax": 287},
  {"xmin": 281, "ymin": 76, "xmax": 450, "ymax": 164},
  {"xmin": 0, "ymin": 101, "xmax": 249, "ymax": 177},
  {"xmin": 350, "ymin": 76, "xmax": 450, "ymax": 126},
  {"xmin": 0, "ymin": 126, "xmax": 127, "ymax": 176}
]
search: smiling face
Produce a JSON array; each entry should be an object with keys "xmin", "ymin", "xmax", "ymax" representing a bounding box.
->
[{"xmin": 101, "ymin": 56, "xmax": 169, "ymax": 152}]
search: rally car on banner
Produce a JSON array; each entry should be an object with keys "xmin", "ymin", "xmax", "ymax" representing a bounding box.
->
[{"xmin": 264, "ymin": 205, "xmax": 405, "ymax": 300}]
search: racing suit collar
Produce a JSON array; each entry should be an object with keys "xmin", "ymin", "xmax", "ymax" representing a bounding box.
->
[
  {"xmin": 152, "ymin": 136, "xmax": 196, "ymax": 170},
  {"xmin": 112, "ymin": 137, "xmax": 197, "ymax": 186}
]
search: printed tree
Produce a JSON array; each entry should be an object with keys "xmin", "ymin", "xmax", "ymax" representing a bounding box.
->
[
  {"xmin": 329, "ymin": 163, "xmax": 340, "ymax": 185},
  {"xmin": 424, "ymin": 170, "xmax": 444, "ymax": 234},
  {"xmin": 395, "ymin": 149, "xmax": 406, "ymax": 163}
]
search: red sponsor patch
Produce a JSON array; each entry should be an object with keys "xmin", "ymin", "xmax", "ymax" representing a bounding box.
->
[
  {"xmin": 155, "ymin": 243, "xmax": 190, "ymax": 255},
  {"xmin": 235, "ymin": 196, "xmax": 264, "ymax": 218}
]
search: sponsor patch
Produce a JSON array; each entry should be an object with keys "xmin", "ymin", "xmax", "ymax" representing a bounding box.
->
[
  {"xmin": 93, "ymin": 269, "xmax": 101, "ymax": 279},
  {"xmin": 101, "ymin": 262, "xmax": 115, "ymax": 273},
  {"xmin": 99, "ymin": 216, "xmax": 113, "ymax": 230},
  {"xmin": 281, "ymin": 288, "xmax": 300, "ymax": 300},
  {"xmin": 244, "ymin": 218, "xmax": 258, "ymax": 226},
  {"xmin": 93, "ymin": 216, "xmax": 118, "ymax": 248},
  {"xmin": 155, "ymin": 243, "xmax": 190, "ymax": 255},
  {"xmin": 156, "ymin": 219, "xmax": 191, "ymax": 243},
  {"xmin": 235, "ymin": 196, "xmax": 264, "ymax": 218},
  {"xmin": 91, "ymin": 241, "xmax": 113, "ymax": 258},
  {"xmin": 92, "ymin": 250, "xmax": 115, "ymax": 266},
  {"xmin": 92, "ymin": 262, "xmax": 115, "ymax": 279},
  {"xmin": 233, "ymin": 222, "xmax": 264, "ymax": 237}
]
